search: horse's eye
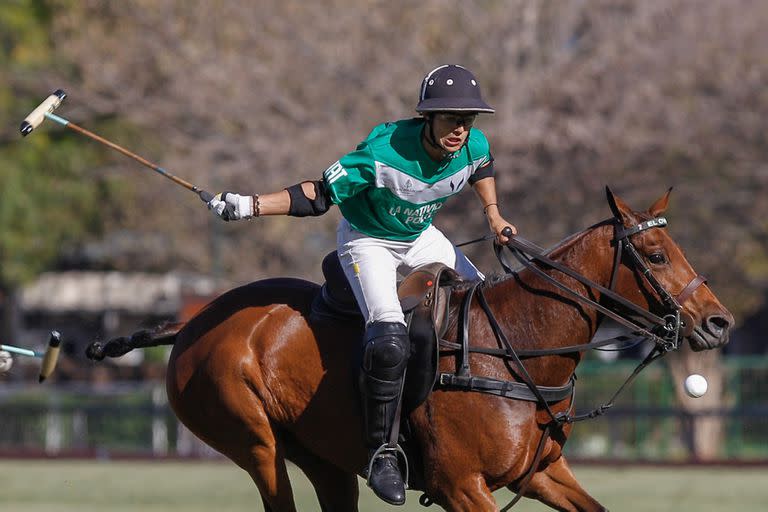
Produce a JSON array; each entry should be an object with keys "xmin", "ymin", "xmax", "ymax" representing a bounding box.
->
[{"xmin": 649, "ymin": 253, "xmax": 666, "ymax": 264}]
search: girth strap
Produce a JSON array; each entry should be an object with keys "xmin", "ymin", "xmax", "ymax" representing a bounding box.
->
[
  {"xmin": 438, "ymin": 373, "xmax": 574, "ymax": 402},
  {"xmin": 439, "ymin": 333, "xmax": 636, "ymax": 358}
]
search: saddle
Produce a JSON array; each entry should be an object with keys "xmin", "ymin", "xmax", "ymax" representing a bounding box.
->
[{"xmin": 312, "ymin": 251, "xmax": 461, "ymax": 412}]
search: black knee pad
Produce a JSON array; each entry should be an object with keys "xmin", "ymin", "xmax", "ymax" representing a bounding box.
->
[
  {"xmin": 362, "ymin": 322, "xmax": 410, "ymax": 374},
  {"xmin": 360, "ymin": 322, "xmax": 410, "ymax": 400}
]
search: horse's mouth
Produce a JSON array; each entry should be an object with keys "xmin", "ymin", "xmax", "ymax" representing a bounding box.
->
[{"xmin": 688, "ymin": 325, "xmax": 730, "ymax": 352}]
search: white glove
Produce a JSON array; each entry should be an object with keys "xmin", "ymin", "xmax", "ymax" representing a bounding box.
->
[
  {"xmin": 0, "ymin": 351, "xmax": 13, "ymax": 373},
  {"xmin": 207, "ymin": 192, "xmax": 254, "ymax": 221}
]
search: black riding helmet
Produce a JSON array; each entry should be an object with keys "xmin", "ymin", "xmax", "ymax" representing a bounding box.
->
[
  {"xmin": 416, "ymin": 65, "xmax": 494, "ymax": 156},
  {"xmin": 416, "ymin": 64, "xmax": 494, "ymax": 114}
]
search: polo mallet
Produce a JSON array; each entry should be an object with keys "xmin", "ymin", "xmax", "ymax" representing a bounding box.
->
[
  {"xmin": 20, "ymin": 90, "xmax": 214, "ymax": 202},
  {"xmin": 0, "ymin": 331, "xmax": 62, "ymax": 382}
]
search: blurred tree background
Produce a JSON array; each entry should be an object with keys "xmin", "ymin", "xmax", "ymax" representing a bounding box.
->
[{"xmin": 2, "ymin": 0, "xmax": 766, "ymax": 333}]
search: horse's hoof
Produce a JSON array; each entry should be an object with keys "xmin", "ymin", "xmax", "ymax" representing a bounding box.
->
[{"xmin": 85, "ymin": 342, "xmax": 105, "ymax": 361}]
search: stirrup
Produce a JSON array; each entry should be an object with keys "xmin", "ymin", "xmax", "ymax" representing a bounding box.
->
[{"xmin": 366, "ymin": 443, "xmax": 410, "ymax": 490}]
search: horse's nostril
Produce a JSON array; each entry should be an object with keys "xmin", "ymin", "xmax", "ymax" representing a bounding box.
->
[{"xmin": 706, "ymin": 315, "xmax": 730, "ymax": 335}]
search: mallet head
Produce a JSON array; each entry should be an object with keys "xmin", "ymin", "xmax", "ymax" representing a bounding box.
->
[
  {"xmin": 20, "ymin": 89, "xmax": 67, "ymax": 136},
  {"xmin": 38, "ymin": 330, "xmax": 62, "ymax": 383}
]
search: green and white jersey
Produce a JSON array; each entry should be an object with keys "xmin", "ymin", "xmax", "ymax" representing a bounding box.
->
[{"xmin": 323, "ymin": 118, "xmax": 493, "ymax": 241}]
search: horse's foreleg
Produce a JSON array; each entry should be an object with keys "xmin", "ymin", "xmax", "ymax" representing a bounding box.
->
[
  {"xmin": 520, "ymin": 456, "xmax": 607, "ymax": 512},
  {"xmin": 432, "ymin": 474, "xmax": 499, "ymax": 512}
]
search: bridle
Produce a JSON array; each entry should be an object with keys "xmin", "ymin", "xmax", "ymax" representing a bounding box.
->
[
  {"xmin": 611, "ymin": 216, "xmax": 702, "ymax": 343},
  {"xmin": 492, "ymin": 216, "xmax": 708, "ymax": 414},
  {"xmin": 442, "ymin": 216, "xmax": 707, "ymax": 385},
  {"xmin": 424, "ymin": 215, "xmax": 708, "ymax": 509},
  {"xmin": 497, "ymin": 217, "xmax": 706, "ymax": 352}
]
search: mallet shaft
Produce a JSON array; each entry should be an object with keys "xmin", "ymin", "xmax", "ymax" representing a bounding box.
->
[
  {"xmin": 0, "ymin": 344, "xmax": 44, "ymax": 358},
  {"xmin": 45, "ymin": 113, "xmax": 206, "ymax": 197},
  {"xmin": 21, "ymin": 90, "xmax": 213, "ymax": 202}
]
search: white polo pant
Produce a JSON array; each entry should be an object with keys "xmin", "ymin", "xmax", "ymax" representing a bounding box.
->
[{"xmin": 337, "ymin": 219, "xmax": 483, "ymax": 326}]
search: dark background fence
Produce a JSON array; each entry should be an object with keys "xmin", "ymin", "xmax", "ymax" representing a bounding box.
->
[
  {"xmin": 566, "ymin": 356, "xmax": 768, "ymax": 461},
  {"xmin": 2, "ymin": 356, "xmax": 766, "ymax": 462}
]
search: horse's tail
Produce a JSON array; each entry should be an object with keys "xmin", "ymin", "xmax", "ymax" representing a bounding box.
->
[{"xmin": 85, "ymin": 321, "xmax": 184, "ymax": 362}]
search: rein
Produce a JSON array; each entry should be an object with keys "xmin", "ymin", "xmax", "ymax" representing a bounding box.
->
[{"xmin": 429, "ymin": 216, "xmax": 707, "ymax": 510}]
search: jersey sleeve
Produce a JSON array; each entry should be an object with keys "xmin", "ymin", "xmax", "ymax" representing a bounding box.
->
[
  {"xmin": 466, "ymin": 128, "xmax": 495, "ymax": 184},
  {"xmin": 469, "ymin": 152, "xmax": 495, "ymax": 184},
  {"xmin": 321, "ymin": 143, "xmax": 376, "ymax": 205}
]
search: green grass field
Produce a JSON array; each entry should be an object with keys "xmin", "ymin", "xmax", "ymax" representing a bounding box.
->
[{"xmin": 1, "ymin": 460, "xmax": 766, "ymax": 511}]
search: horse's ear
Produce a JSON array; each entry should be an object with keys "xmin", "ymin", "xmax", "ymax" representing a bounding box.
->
[
  {"xmin": 648, "ymin": 187, "xmax": 673, "ymax": 217},
  {"xmin": 605, "ymin": 186, "xmax": 635, "ymax": 224}
]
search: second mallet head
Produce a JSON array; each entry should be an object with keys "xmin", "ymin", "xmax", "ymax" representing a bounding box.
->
[
  {"xmin": 38, "ymin": 330, "xmax": 62, "ymax": 383},
  {"xmin": 20, "ymin": 89, "xmax": 67, "ymax": 136}
]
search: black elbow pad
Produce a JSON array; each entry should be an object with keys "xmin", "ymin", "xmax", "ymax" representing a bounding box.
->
[{"xmin": 286, "ymin": 181, "xmax": 332, "ymax": 217}]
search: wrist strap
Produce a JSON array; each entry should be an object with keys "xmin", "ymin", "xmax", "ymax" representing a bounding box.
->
[{"xmin": 253, "ymin": 194, "xmax": 261, "ymax": 217}]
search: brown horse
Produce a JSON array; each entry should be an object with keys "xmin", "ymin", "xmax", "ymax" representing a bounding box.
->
[{"xmin": 88, "ymin": 188, "xmax": 732, "ymax": 511}]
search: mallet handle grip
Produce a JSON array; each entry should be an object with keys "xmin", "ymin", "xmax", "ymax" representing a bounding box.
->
[{"xmin": 20, "ymin": 89, "xmax": 67, "ymax": 136}]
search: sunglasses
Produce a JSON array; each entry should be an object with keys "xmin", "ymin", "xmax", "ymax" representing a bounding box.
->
[{"xmin": 434, "ymin": 113, "xmax": 477, "ymax": 127}]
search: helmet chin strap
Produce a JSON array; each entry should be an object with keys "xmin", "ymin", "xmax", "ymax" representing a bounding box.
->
[
  {"xmin": 423, "ymin": 115, "xmax": 447, "ymax": 154},
  {"xmin": 422, "ymin": 114, "xmax": 469, "ymax": 160}
]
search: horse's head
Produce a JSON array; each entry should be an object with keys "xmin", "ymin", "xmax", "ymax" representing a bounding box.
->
[{"xmin": 606, "ymin": 187, "xmax": 733, "ymax": 351}]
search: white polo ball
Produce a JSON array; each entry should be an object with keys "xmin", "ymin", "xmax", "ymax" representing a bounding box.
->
[
  {"xmin": 684, "ymin": 374, "xmax": 708, "ymax": 398},
  {"xmin": 0, "ymin": 351, "xmax": 13, "ymax": 373}
]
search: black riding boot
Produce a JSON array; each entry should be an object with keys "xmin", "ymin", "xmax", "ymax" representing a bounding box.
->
[{"xmin": 359, "ymin": 321, "xmax": 410, "ymax": 506}]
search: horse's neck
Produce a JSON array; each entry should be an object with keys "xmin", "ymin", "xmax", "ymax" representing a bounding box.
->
[
  {"xmin": 541, "ymin": 223, "xmax": 616, "ymax": 288},
  {"xmin": 484, "ymin": 223, "xmax": 615, "ymax": 349}
]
